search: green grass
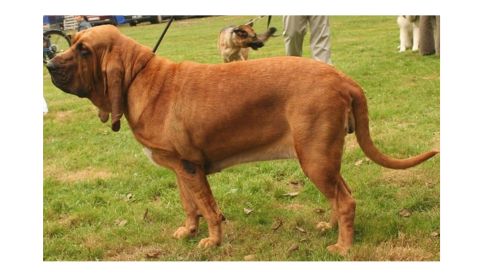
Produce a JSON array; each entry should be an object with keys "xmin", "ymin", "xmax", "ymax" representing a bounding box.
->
[{"xmin": 43, "ymin": 16, "xmax": 440, "ymax": 261}]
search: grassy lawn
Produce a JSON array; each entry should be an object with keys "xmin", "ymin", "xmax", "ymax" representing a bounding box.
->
[{"xmin": 43, "ymin": 16, "xmax": 440, "ymax": 261}]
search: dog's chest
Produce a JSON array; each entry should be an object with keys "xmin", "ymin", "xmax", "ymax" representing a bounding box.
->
[{"xmin": 143, "ymin": 147, "xmax": 157, "ymax": 165}]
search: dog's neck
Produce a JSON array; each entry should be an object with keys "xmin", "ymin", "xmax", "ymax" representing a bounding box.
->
[
  {"xmin": 122, "ymin": 43, "xmax": 156, "ymax": 91},
  {"xmin": 123, "ymin": 56, "xmax": 177, "ymax": 148}
]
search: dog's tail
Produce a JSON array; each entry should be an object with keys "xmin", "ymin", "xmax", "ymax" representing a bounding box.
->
[{"xmin": 349, "ymin": 84, "xmax": 438, "ymax": 169}]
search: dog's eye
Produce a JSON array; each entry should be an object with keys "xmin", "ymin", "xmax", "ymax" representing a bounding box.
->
[
  {"xmin": 234, "ymin": 29, "xmax": 248, "ymax": 38},
  {"xmin": 76, "ymin": 42, "xmax": 90, "ymax": 57}
]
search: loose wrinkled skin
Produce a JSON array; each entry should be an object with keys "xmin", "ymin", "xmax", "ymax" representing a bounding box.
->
[{"xmin": 47, "ymin": 25, "xmax": 438, "ymax": 255}]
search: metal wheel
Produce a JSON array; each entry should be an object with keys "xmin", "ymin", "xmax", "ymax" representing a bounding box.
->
[{"xmin": 43, "ymin": 29, "xmax": 71, "ymax": 64}]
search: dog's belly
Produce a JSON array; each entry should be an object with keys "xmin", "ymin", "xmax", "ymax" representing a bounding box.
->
[{"xmin": 207, "ymin": 134, "xmax": 297, "ymax": 173}]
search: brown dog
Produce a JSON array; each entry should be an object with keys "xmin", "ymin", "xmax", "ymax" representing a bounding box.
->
[
  {"xmin": 46, "ymin": 25, "xmax": 438, "ymax": 255},
  {"xmin": 218, "ymin": 22, "xmax": 276, "ymax": 62}
]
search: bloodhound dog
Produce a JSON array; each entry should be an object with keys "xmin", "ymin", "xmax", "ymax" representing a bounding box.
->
[{"xmin": 46, "ymin": 25, "xmax": 438, "ymax": 255}]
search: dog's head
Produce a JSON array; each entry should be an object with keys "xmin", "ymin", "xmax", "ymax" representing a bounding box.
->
[
  {"xmin": 232, "ymin": 23, "xmax": 277, "ymax": 50},
  {"xmin": 46, "ymin": 25, "xmax": 154, "ymax": 131}
]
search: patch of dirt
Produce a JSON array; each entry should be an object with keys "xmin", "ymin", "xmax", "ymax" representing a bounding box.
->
[
  {"xmin": 381, "ymin": 168, "xmax": 438, "ymax": 188},
  {"xmin": 371, "ymin": 244, "xmax": 434, "ymax": 261},
  {"xmin": 381, "ymin": 169, "xmax": 418, "ymax": 185},
  {"xmin": 57, "ymin": 214, "xmax": 80, "ymax": 228},
  {"xmin": 51, "ymin": 110, "xmax": 74, "ymax": 122},
  {"xmin": 63, "ymin": 168, "xmax": 112, "ymax": 182},
  {"xmin": 105, "ymin": 245, "xmax": 167, "ymax": 261},
  {"xmin": 351, "ymin": 232, "xmax": 439, "ymax": 261},
  {"xmin": 282, "ymin": 203, "xmax": 306, "ymax": 211},
  {"xmin": 44, "ymin": 164, "xmax": 112, "ymax": 183},
  {"xmin": 83, "ymin": 234, "xmax": 103, "ymax": 250},
  {"xmin": 421, "ymin": 74, "xmax": 439, "ymax": 81}
]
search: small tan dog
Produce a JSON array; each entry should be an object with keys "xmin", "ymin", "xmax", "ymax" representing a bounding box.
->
[{"xmin": 218, "ymin": 22, "xmax": 276, "ymax": 62}]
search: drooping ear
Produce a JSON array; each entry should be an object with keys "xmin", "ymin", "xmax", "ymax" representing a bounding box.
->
[
  {"xmin": 101, "ymin": 50, "xmax": 124, "ymax": 132},
  {"xmin": 98, "ymin": 109, "xmax": 109, "ymax": 123}
]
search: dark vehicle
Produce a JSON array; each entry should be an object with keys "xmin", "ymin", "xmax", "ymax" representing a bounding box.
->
[
  {"xmin": 124, "ymin": 15, "xmax": 163, "ymax": 26},
  {"xmin": 86, "ymin": 16, "xmax": 127, "ymax": 26},
  {"xmin": 124, "ymin": 15, "xmax": 209, "ymax": 26},
  {"xmin": 43, "ymin": 15, "xmax": 66, "ymax": 29}
]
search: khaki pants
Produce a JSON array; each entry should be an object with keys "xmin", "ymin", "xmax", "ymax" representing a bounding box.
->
[{"xmin": 283, "ymin": 16, "xmax": 332, "ymax": 64}]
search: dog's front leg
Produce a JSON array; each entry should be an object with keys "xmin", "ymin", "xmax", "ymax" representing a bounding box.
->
[
  {"xmin": 175, "ymin": 160, "xmax": 224, "ymax": 248},
  {"xmin": 239, "ymin": 48, "xmax": 249, "ymax": 61},
  {"xmin": 412, "ymin": 23, "xmax": 420, "ymax": 52},
  {"xmin": 172, "ymin": 177, "xmax": 201, "ymax": 239},
  {"xmin": 399, "ymin": 27, "xmax": 409, "ymax": 52}
]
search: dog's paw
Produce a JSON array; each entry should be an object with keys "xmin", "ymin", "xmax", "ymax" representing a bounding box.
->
[
  {"xmin": 316, "ymin": 221, "xmax": 333, "ymax": 233},
  {"xmin": 198, "ymin": 237, "xmax": 220, "ymax": 248},
  {"xmin": 327, "ymin": 243, "xmax": 349, "ymax": 256},
  {"xmin": 173, "ymin": 226, "xmax": 196, "ymax": 239}
]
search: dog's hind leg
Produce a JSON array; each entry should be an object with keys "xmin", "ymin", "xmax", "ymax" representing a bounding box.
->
[
  {"xmin": 293, "ymin": 118, "xmax": 356, "ymax": 255},
  {"xmin": 320, "ymin": 175, "xmax": 352, "ymax": 230},
  {"xmin": 327, "ymin": 174, "xmax": 355, "ymax": 255},
  {"xmin": 298, "ymin": 154, "xmax": 356, "ymax": 255},
  {"xmin": 175, "ymin": 160, "xmax": 224, "ymax": 248}
]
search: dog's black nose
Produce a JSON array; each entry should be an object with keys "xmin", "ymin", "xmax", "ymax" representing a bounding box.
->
[
  {"xmin": 250, "ymin": 41, "xmax": 264, "ymax": 50},
  {"xmin": 46, "ymin": 61, "xmax": 56, "ymax": 71}
]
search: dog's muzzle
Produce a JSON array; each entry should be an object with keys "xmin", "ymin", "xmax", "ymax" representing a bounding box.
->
[
  {"xmin": 46, "ymin": 59, "xmax": 86, "ymax": 97},
  {"xmin": 46, "ymin": 60, "xmax": 63, "ymax": 86},
  {"xmin": 249, "ymin": 41, "xmax": 264, "ymax": 50},
  {"xmin": 46, "ymin": 60, "xmax": 65, "ymax": 88},
  {"xmin": 46, "ymin": 60, "xmax": 56, "ymax": 71}
]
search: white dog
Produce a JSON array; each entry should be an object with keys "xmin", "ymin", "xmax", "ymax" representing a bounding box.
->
[{"xmin": 397, "ymin": 16, "xmax": 420, "ymax": 52}]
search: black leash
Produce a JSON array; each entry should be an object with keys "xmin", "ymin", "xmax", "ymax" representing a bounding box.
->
[
  {"xmin": 245, "ymin": 15, "xmax": 272, "ymax": 28},
  {"xmin": 152, "ymin": 16, "xmax": 174, "ymax": 54}
]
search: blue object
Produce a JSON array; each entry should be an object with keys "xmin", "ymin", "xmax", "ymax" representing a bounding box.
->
[{"xmin": 115, "ymin": 16, "xmax": 126, "ymax": 24}]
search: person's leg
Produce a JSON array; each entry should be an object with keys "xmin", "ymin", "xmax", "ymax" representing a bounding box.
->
[
  {"xmin": 434, "ymin": 16, "xmax": 440, "ymax": 55},
  {"xmin": 308, "ymin": 16, "xmax": 332, "ymax": 64},
  {"xmin": 283, "ymin": 16, "xmax": 308, "ymax": 56}
]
